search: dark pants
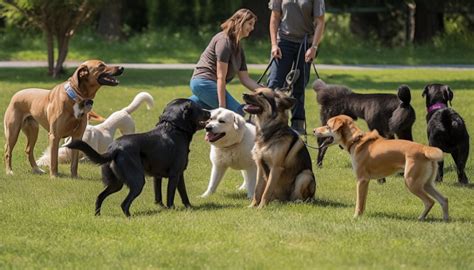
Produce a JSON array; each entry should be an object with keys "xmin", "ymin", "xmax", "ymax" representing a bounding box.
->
[{"xmin": 267, "ymin": 38, "xmax": 311, "ymax": 122}]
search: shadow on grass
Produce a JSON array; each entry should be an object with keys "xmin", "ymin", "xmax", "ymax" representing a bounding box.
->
[
  {"xmin": 3, "ymin": 68, "xmax": 473, "ymax": 91},
  {"xmin": 312, "ymin": 198, "xmax": 352, "ymax": 208},
  {"xmin": 192, "ymin": 202, "xmax": 242, "ymax": 211},
  {"xmin": 445, "ymin": 182, "xmax": 474, "ymax": 189},
  {"xmin": 224, "ymin": 192, "xmax": 250, "ymax": 200},
  {"xmin": 368, "ymin": 211, "xmax": 473, "ymax": 223},
  {"xmin": 322, "ymin": 73, "xmax": 474, "ymax": 91}
]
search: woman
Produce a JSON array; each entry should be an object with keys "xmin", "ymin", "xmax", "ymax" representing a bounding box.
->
[{"xmin": 189, "ymin": 9, "xmax": 261, "ymax": 115}]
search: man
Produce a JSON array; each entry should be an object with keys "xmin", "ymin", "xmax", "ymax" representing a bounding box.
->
[{"xmin": 268, "ymin": 0, "xmax": 325, "ymax": 134}]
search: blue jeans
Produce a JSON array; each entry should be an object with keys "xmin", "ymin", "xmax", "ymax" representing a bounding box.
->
[
  {"xmin": 267, "ymin": 39, "xmax": 311, "ymax": 122},
  {"xmin": 189, "ymin": 77, "xmax": 244, "ymax": 115}
]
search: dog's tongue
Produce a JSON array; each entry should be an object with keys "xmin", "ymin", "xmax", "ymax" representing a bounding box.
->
[{"xmin": 205, "ymin": 132, "xmax": 214, "ymax": 142}]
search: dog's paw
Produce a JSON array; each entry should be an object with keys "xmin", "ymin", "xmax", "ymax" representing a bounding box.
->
[
  {"xmin": 6, "ymin": 170, "xmax": 14, "ymax": 176},
  {"xmin": 248, "ymin": 200, "xmax": 258, "ymax": 208}
]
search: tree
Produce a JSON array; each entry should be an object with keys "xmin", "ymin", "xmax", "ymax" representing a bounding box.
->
[
  {"xmin": 1, "ymin": 0, "xmax": 104, "ymax": 77},
  {"xmin": 413, "ymin": 0, "xmax": 445, "ymax": 44},
  {"xmin": 242, "ymin": 0, "xmax": 270, "ymax": 39},
  {"xmin": 97, "ymin": 0, "xmax": 123, "ymax": 40}
]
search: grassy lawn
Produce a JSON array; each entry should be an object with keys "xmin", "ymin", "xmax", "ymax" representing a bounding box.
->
[
  {"xmin": 1, "ymin": 27, "xmax": 474, "ymax": 65},
  {"xmin": 0, "ymin": 67, "xmax": 473, "ymax": 269}
]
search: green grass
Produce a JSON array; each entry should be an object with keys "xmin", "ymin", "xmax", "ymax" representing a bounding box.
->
[
  {"xmin": 1, "ymin": 25, "xmax": 474, "ymax": 65},
  {"xmin": 0, "ymin": 68, "xmax": 473, "ymax": 269}
]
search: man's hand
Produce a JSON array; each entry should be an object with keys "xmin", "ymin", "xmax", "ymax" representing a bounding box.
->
[
  {"xmin": 305, "ymin": 46, "xmax": 317, "ymax": 63},
  {"xmin": 271, "ymin": 44, "xmax": 282, "ymax": 59}
]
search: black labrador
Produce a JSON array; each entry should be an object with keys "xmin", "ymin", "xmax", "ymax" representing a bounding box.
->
[
  {"xmin": 67, "ymin": 99, "xmax": 211, "ymax": 217},
  {"xmin": 422, "ymin": 84, "xmax": 470, "ymax": 184}
]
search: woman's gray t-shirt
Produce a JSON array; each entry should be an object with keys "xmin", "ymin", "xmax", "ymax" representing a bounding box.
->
[
  {"xmin": 192, "ymin": 31, "xmax": 248, "ymax": 82},
  {"xmin": 269, "ymin": 0, "xmax": 325, "ymax": 43}
]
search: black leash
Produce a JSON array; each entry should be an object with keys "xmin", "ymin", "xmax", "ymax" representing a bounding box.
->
[{"xmin": 257, "ymin": 57, "xmax": 275, "ymax": 85}]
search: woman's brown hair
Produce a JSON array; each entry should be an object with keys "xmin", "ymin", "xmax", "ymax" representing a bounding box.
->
[{"xmin": 221, "ymin": 8, "xmax": 257, "ymax": 45}]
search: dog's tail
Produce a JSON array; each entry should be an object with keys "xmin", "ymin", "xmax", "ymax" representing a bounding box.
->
[
  {"xmin": 123, "ymin": 92, "xmax": 154, "ymax": 114},
  {"xmin": 389, "ymin": 85, "xmax": 416, "ymax": 138},
  {"xmin": 423, "ymin": 146, "xmax": 444, "ymax": 161},
  {"xmin": 65, "ymin": 140, "xmax": 113, "ymax": 165},
  {"xmin": 36, "ymin": 146, "xmax": 74, "ymax": 167},
  {"xmin": 397, "ymin": 85, "xmax": 411, "ymax": 105}
]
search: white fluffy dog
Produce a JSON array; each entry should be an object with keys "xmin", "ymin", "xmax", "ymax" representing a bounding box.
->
[
  {"xmin": 37, "ymin": 92, "xmax": 154, "ymax": 166},
  {"xmin": 201, "ymin": 108, "xmax": 257, "ymax": 198}
]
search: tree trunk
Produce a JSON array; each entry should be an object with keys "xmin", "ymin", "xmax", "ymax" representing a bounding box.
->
[
  {"xmin": 242, "ymin": 0, "xmax": 270, "ymax": 39},
  {"xmin": 97, "ymin": 0, "xmax": 123, "ymax": 40},
  {"xmin": 53, "ymin": 34, "xmax": 70, "ymax": 78},
  {"xmin": 45, "ymin": 29, "xmax": 55, "ymax": 76},
  {"xmin": 414, "ymin": 1, "xmax": 445, "ymax": 44}
]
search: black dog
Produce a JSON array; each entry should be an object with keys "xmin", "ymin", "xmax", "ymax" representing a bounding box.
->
[
  {"xmin": 422, "ymin": 84, "xmax": 470, "ymax": 184},
  {"xmin": 313, "ymin": 79, "xmax": 416, "ymax": 167},
  {"xmin": 67, "ymin": 99, "xmax": 210, "ymax": 217}
]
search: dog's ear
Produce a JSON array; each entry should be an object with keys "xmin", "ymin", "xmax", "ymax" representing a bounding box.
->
[
  {"xmin": 233, "ymin": 114, "xmax": 245, "ymax": 130},
  {"xmin": 421, "ymin": 85, "xmax": 429, "ymax": 98},
  {"xmin": 442, "ymin": 85, "xmax": 453, "ymax": 106},
  {"xmin": 276, "ymin": 95, "xmax": 296, "ymax": 110},
  {"xmin": 71, "ymin": 64, "xmax": 89, "ymax": 87},
  {"xmin": 328, "ymin": 117, "xmax": 344, "ymax": 132}
]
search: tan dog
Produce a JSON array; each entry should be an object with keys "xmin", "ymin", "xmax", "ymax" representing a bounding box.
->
[
  {"xmin": 243, "ymin": 88, "xmax": 316, "ymax": 208},
  {"xmin": 313, "ymin": 115, "xmax": 449, "ymax": 221},
  {"xmin": 4, "ymin": 60, "xmax": 124, "ymax": 177}
]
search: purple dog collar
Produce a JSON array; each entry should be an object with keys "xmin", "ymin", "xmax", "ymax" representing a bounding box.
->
[{"xmin": 427, "ymin": 102, "xmax": 447, "ymax": 113}]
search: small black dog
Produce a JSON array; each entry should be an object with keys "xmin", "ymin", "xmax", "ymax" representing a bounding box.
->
[
  {"xmin": 422, "ymin": 84, "xmax": 470, "ymax": 184},
  {"xmin": 67, "ymin": 99, "xmax": 211, "ymax": 217},
  {"xmin": 313, "ymin": 79, "xmax": 416, "ymax": 167}
]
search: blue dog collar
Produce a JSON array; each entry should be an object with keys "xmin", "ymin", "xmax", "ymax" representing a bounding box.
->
[{"xmin": 65, "ymin": 82, "xmax": 80, "ymax": 102}]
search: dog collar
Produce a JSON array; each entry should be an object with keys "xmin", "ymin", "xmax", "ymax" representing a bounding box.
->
[
  {"xmin": 347, "ymin": 134, "xmax": 363, "ymax": 153},
  {"xmin": 427, "ymin": 102, "xmax": 446, "ymax": 113},
  {"xmin": 65, "ymin": 82, "xmax": 82, "ymax": 103}
]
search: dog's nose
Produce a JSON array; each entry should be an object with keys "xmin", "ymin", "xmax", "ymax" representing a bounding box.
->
[
  {"xmin": 205, "ymin": 125, "xmax": 212, "ymax": 132},
  {"xmin": 118, "ymin": 67, "xmax": 124, "ymax": 73}
]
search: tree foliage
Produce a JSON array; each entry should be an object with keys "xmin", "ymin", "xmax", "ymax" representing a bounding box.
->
[{"xmin": 1, "ymin": 0, "xmax": 104, "ymax": 77}]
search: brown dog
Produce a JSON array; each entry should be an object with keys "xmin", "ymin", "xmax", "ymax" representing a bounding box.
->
[
  {"xmin": 4, "ymin": 60, "xmax": 123, "ymax": 177},
  {"xmin": 243, "ymin": 88, "xmax": 316, "ymax": 208},
  {"xmin": 313, "ymin": 115, "xmax": 449, "ymax": 221}
]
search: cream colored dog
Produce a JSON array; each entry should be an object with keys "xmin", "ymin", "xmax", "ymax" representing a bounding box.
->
[
  {"xmin": 4, "ymin": 60, "xmax": 123, "ymax": 177},
  {"xmin": 313, "ymin": 115, "xmax": 449, "ymax": 221},
  {"xmin": 201, "ymin": 108, "xmax": 257, "ymax": 198},
  {"xmin": 37, "ymin": 92, "xmax": 154, "ymax": 166}
]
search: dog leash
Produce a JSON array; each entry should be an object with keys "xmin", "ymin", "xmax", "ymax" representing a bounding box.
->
[{"xmin": 256, "ymin": 57, "xmax": 275, "ymax": 85}]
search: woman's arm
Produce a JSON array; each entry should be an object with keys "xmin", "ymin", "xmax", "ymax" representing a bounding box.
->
[
  {"xmin": 216, "ymin": 60, "xmax": 229, "ymax": 108},
  {"xmin": 238, "ymin": 70, "xmax": 261, "ymax": 92}
]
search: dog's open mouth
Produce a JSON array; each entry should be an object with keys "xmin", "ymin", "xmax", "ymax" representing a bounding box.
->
[
  {"xmin": 243, "ymin": 104, "xmax": 262, "ymax": 114},
  {"xmin": 321, "ymin": 136, "xmax": 334, "ymax": 146},
  {"xmin": 205, "ymin": 131, "xmax": 225, "ymax": 143},
  {"xmin": 98, "ymin": 68, "xmax": 123, "ymax": 86}
]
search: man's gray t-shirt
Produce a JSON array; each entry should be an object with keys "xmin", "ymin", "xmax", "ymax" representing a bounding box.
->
[
  {"xmin": 269, "ymin": 0, "xmax": 325, "ymax": 43},
  {"xmin": 192, "ymin": 31, "xmax": 248, "ymax": 82}
]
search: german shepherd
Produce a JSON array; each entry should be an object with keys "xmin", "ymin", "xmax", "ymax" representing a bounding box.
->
[
  {"xmin": 243, "ymin": 88, "xmax": 316, "ymax": 208},
  {"xmin": 313, "ymin": 115, "xmax": 449, "ymax": 221}
]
